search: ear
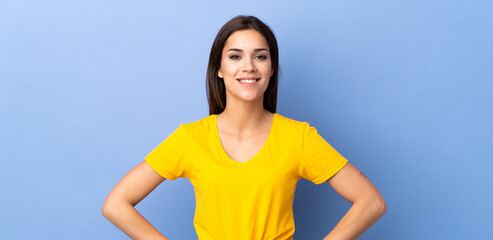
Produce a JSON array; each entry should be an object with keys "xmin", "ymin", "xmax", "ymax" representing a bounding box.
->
[
  {"xmin": 218, "ymin": 69, "xmax": 224, "ymax": 78},
  {"xmin": 270, "ymin": 68, "xmax": 274, "ymax": 77}
]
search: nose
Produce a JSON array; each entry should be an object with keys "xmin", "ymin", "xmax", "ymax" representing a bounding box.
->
[{"xmin": 242, "ymin": 57, "xmax": 256, "ymax": 72}]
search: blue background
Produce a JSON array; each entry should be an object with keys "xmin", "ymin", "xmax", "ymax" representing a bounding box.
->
[{"xmin": 1, "ymin": 0, "xmax": 492, "ymax": 239}]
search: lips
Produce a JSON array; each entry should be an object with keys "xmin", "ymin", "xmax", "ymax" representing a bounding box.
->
[
  {"xmin": 236, "ymin": 77, "xmax": 260, "ymax": 83},
  {"xmin": 236, "ymin": 77, "xmax": 260, "ymax": 86},
  {"xmin": 236, "ymin": 77, "xmax": 260, "ymax": 80}
]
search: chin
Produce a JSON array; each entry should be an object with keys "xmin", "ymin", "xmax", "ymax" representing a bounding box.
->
[
  {"xmin": 227, "ymin": 88, "xmax": 266, "ymax": 103},
  {"xmin": 243, "ymin": 96, "xmax": 264, "ymax": 103}
]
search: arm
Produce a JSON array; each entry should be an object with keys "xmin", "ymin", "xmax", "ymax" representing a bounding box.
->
[
  {"xmin": 323, "ymin": 162, "xmax": 387, "ymax": 240},
  {"xmin": 101, "ymin": 160, "xmax": 170, "ymax": 240}
]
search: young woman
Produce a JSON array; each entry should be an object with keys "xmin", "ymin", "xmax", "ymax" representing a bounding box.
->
[{"xmin": 102, "ymin": 15, "xmax": 387, "ymax": 240}]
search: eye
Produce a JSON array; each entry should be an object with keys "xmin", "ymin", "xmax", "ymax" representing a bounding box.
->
[
  {"xmin": 255, "ymin": 54, "xmax": 268, "ymax": 60},
  {"xmin": 229, "ymin": 55, "xmax": 240, "ymax": 60}
]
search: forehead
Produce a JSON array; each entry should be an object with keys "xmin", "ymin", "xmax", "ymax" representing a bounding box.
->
[{"xmin": 223, "ymin": 29, "xmax": 269, "ymax": 50}]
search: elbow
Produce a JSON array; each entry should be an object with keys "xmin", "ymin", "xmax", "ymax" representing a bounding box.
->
[
  {"xmin": 359, "ymin": 193, "xmax": 387, "ymax": 219},
  {"xmin": 101, "ymin": 199, "xmax": 113, "ymax": 220},
  {"xmin": 374, "ymin": 194, "xmax": 387, "ymax": 218},
  {"xmin": 101, "ymin": 197, "xmax": 121, "ymax": 221},
  {"xmin": 101, "ymin": 196, "xmax": 133, "ymax": 222}
]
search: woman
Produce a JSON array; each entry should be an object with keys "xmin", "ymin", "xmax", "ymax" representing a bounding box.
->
[{"xmin": 102, "ymin": 15, "xmax": 387, "ymax": 240}]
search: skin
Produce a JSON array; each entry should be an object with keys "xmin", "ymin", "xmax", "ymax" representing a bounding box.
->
[
  {"xmin": 216, "ymin": 29, "xmax": 275, "ymax": 163},
  {"xmin": 101, "ymin": 162, "xmax": 169, "ymax": 240},
  {"xmin": 101, "ymin": 29, "xmax": 387, "ymax": 240},
  {"xmin": 323, "ymin": 163, "xmax": 387, "ymax": 239}
]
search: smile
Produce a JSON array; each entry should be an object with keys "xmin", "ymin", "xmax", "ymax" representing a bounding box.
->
[
  {"xmin": 238, "ymin": 79, "xmax": 258, "ymax": 83},
  {"xmin": 237, "ymin": 78, "xmax": 260, "ymax": 86}
]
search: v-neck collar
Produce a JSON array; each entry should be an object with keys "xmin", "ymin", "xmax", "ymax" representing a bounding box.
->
[{"xmin": 212, "ymin": 113, "xmax": 277, "ymax": 166}]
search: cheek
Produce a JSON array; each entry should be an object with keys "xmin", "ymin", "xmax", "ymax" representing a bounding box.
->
[
  {"xmin": 262, "ymin": 63, "xmax": 273, "ymax": 75},
  {"xmin": 219, "ymin": 62, "xmax": 235, "ymax": 76}
]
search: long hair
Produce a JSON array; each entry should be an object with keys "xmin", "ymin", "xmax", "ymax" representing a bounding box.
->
[{"xmin": 206, "ymin": 15, "xmax": 279, "ymax": 115}]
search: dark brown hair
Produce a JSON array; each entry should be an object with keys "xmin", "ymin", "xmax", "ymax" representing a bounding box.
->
[{"xmin": 206, "ymin": 15, "xmax": 279, "ymax": 115}]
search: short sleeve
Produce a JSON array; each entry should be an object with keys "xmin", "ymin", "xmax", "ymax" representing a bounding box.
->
[
  {"xmin": 145, "ymin": 124, "xmax": 189, "ymax": 180},
  {"xmin": 299, "ymin": 123, "xmax": 348, "ymax": 185}
]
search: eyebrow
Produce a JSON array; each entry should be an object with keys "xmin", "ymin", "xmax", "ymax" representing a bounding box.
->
[{"xmin": 227, "ymin": 48, "xmax": 269, "ymax": 52}]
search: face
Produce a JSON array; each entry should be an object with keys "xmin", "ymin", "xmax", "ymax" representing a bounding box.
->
[{"xmin": 218, "ymin": 29, "xmax": 273, "ymax": 104}]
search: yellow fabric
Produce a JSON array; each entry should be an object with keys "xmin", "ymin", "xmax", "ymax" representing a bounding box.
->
[{"xmin": 145, "ymin": 113, "xmax": 348, "ymax": 240}]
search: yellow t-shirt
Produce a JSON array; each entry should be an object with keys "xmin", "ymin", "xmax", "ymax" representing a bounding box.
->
[{"xmin": 145, "ymin": 113, "xmax": 348, "ymax": 240}]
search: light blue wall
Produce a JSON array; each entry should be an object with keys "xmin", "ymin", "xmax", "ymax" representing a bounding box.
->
[{"xmin": 1, "ymin": 1, "xmax": 492, "ymax": 239}]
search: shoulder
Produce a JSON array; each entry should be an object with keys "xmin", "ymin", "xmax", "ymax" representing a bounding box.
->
[
  {"xmin": 274, "ymin": 113, "xmax": 310, "ymax": 138},
  {"xmin": 275, "ymin": 113, "xmax": 308, "ymax": 128},
  {"xmin": 178, "ymin": 114, "xmax": 216, "ymax": 136}
]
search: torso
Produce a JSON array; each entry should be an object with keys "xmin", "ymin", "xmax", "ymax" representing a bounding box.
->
[{"xmin": 217, "ymin": 112, "xmax": 274, "ymax": 163}]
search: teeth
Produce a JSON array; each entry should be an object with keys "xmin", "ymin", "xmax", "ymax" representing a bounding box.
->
[{"xmin": 239, "ymin": 79, "xmax": 257, "ymax": 83}]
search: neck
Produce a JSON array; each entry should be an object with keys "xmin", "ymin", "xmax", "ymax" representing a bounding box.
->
[{"xmin": 218, "ymin": 97, "xmax": 269, "ymax": 134}]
